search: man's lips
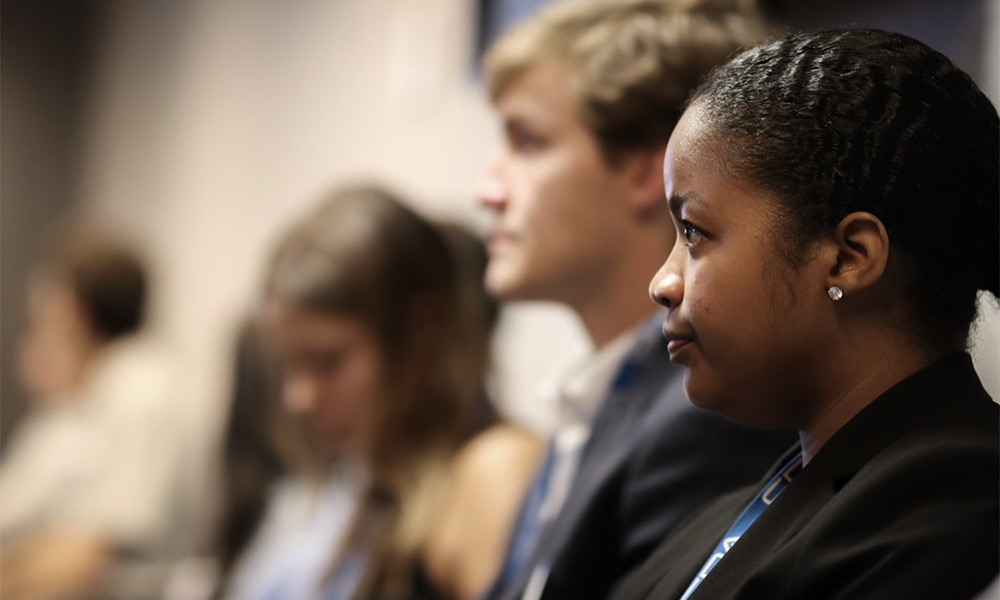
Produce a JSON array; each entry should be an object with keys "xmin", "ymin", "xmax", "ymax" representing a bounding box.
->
[{"xmin": 487, "ymin": 231, "xmax": 515, "ymax": 252}]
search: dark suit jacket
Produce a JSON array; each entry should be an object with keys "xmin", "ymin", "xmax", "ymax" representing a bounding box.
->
[
  {"xmin": 614, "ymin": 353, "xmax": 999, "ymax": 600},
  {"xmin": 487, "ymin": 314, "xmax": 795, "ymax": 600}
]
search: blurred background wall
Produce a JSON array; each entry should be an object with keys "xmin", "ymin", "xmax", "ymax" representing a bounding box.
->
[
  {"xmin": 3, "ymin": 0, "xmax": 999, "ymax": 461},
  {"xmin": 2, "ymin": 1, "xmax": 110, "ymax": 442}
]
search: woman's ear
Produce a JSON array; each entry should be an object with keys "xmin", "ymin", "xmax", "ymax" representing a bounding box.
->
[{"xmin": 827, "ymin": 211, "xmax": 890, "ymax": 297}]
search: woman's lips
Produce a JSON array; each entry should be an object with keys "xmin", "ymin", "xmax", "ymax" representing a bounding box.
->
[
  {"xmin": 662, "ymin": 325, "xmax": 695, "ymax": 361},
  {"xmin": 666, "ymin": 338, "xmax": 693, "ymax": 360}
]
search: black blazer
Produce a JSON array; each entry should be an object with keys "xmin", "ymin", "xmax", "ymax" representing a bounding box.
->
[
  {"xmin": 487, "ymin": 315, "xmax": 795, "ymax": 600},
  {"xmin": 614, "ymin": 353, "xmax": 999, "ymax": 600}
]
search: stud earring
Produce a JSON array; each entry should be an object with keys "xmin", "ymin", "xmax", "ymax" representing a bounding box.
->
[{"xmin": 827, "ymin": 286, "xmax": 843, "ymax": 301}]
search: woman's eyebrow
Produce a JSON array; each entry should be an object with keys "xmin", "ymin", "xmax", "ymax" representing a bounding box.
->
[{"xmin": 668, "ymin": 190, "xmax": 705, "ymax": 216}]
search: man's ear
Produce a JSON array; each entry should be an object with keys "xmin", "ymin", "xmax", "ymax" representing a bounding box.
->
[
  {"xmin": 827, "ymin": 211, "xmax": 890, "ymax": 297},
  {"xmin": 621, "ymin": 146, "xmax": 667, "ymax": 216}
]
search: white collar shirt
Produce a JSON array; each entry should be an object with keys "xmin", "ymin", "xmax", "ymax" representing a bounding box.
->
[{"xmin": 535, "ymin": 327, "xmax": 638, "ymax": 523}]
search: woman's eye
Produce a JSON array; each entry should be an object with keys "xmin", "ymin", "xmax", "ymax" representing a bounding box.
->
[
  {"xmin": 313, "ymin": 353, "xmax": 346, "ymax": 375},
  {"xmin": 510, "ymin": 131, "xmax": 545, "ymax": 153},
  {"xmin": 681, "ymin": 221, "xmax": 705, "ymax": 246}
]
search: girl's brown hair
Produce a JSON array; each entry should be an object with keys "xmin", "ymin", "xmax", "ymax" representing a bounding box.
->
[{"xmin": 264, "ymin": 184, "xmax": 488, "ymax": 597}]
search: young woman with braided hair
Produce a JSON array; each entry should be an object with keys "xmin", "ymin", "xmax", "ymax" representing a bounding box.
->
[{"xmin": 616, "ymin": 28, "xmax": 999, "ymax": 600}]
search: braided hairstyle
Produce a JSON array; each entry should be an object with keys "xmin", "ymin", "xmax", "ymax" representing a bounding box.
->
[{"xmin": 689, "ymin": 28, "xmax": 999, "ymax": 348}]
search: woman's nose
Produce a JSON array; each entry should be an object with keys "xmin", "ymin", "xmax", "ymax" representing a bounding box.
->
[
  {"xmin": 650, "ymin": 261, "xmax": 683, "ymax": 309},
  {"xmin": 282, "ymin": 376, "xmax": 317, "ymax": 415}
]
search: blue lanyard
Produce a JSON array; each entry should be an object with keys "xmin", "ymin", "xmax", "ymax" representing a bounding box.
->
[{"xmin": 680, "ymin": 453, "xmax": 804, "ymax": 600}]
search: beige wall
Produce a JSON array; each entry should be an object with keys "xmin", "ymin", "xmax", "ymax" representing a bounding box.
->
[{"xmin": 77, "ymin": 0, "xmax": 589, "ymax": 465}]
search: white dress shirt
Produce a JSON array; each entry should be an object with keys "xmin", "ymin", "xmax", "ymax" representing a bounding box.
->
[{"xmin": 521, "ymin": 327, "xmax": 638, "ymax": 600}]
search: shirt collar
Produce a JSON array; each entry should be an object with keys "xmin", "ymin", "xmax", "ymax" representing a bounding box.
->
[{"xmin": 539, "ymin": 326, "xmax": 639, "ymax": 429}]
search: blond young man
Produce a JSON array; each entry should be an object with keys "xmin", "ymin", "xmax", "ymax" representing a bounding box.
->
[{"xmin": 476, "ymin": 1, "xmax": 794, "ymax": 599}]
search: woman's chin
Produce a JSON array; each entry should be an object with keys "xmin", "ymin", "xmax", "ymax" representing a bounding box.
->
[
  {"xmin": 682, "ymin": 371, "xmax": 720, "ymax": 412},
  {"xmin": 684, "ymin": 380, "xmax": 761, "ymax": 427}
]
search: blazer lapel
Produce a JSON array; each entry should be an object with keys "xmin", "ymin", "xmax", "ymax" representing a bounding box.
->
[
  {"xmin": 509, "ymin": 315, "xmax": 682, "ymax": 596},
  {"xmin": 685, "ymin": 354, "xmax": 993, "ymax": 599},
  {"xmin": 688, "ymin": 446, "xmax": 830, "ymax": 600}
]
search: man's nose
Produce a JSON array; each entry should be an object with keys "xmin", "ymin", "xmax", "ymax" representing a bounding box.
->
[{"xmin": 476, "ymin": 150, "xmax": 509, "ymax": 210}]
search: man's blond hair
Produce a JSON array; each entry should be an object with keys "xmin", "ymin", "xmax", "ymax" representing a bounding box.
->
[{"xmin": 485, "ymin": 0, "xmax": 771, "ymax": 162}]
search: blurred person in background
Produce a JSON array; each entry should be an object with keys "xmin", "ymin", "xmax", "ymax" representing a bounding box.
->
[
  {"xmin": 422, "ymin": 222, "xmax": 543, "ymax": 600},
  {"xmin": 209, "ymin": 318, "xmax": 286, "ymax": 598},
  {"xmin": 475, "ymin": 1, "xmax": 796, "ymax": 599},
  {"xmin": 0, "ymin": 223, "xmax": 188, "ymax": 600},
  {"xmin": 217, "ymin": 185, "xmax": 540, "ymax": 600}
]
